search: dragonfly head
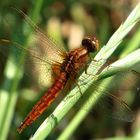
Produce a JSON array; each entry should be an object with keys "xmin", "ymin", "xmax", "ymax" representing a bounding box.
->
[{"xmin": 82, "ymin": 36, "xmax": 99, "ymax": 52}]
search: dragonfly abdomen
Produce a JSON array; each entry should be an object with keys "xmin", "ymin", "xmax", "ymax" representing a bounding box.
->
[{"xmin": 17, "ymin": 72, "xmax": 68, "ymax": 133}]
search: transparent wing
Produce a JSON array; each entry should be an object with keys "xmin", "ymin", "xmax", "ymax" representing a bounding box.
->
[
  {"xmin": 0, "ymin": 38, "xmax": 63, "ymax": 89},
  {"xmin": 0, "ymin": 41, "xmax": 51, "ymax": 88},
  {"xmin": 66, "ymin": 69, "xmax": 140, "ymax": 122},
  {"xmin": 13, "ymin": 8, "xmax": 67, "ymax": 64},
  {"xmin": 0, "ymin": 8, "xmax": 68, "ymax": 88}
]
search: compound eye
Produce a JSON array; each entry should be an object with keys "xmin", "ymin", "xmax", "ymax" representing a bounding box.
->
[
  {"xmin": 82, "ymin": 36, "xmax": 99, "ymax": 52},
  {"xmin": 82, "ymin": 38, "xmax": 92, "ymax": 48}
]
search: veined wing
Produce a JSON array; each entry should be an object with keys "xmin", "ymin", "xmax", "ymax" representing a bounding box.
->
[
  {"xmin": 0, "ymin": 8, "xmax": 68, "ymax": 87},
  {"xmin": 66, "ymin": 68, "xmax": 140, "ymax": 122},
  {"xmin": 12, "ymin": 8, "xmax": 67, "ymax": 65}
]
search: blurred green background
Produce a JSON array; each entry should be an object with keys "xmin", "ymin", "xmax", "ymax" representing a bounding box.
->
[{"xmin": 0, "ymin": 0, "xmax": 140, "ymax": 140}]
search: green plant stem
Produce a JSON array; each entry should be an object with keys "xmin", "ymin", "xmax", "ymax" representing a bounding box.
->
[{"xmin": 0, "ymin": 1, "xmax": 43, "ymax": 140}]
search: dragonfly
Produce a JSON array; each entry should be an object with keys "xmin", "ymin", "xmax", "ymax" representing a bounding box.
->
[{"xmin": 0, "ymin": 9, "xmax": 139, "ymax": 134}]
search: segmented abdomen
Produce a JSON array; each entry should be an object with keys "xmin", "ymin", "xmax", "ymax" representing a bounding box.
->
[{"xmin": 17, "ymin": 72, "xmax": 68, "ymax": 133}]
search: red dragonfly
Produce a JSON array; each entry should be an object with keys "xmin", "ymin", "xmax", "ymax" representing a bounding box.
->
[
  {"xmin": 0, "ymin": 9, "xmax": 99, "ymax": 133},
  {"xmin": 0, "ymin": 9, "xmax": 138, "ymax": 134}
]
